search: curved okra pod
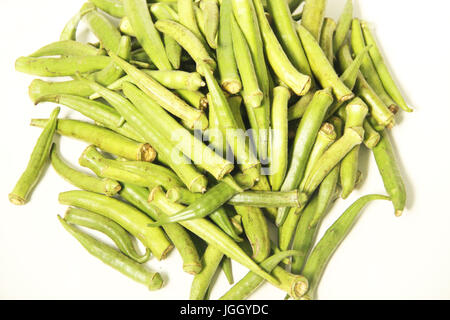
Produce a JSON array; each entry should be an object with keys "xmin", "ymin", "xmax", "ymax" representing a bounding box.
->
[
  {"xmin": 267, "ymin": 0, "xmax": 313, "ymax": 78},
  {"xmin": 269, "ymin": 86, "xmax": 290, "ymax": 191},
  {"xmin": 301, "ymin": 194, "xmax": 391, "ymax": 299},
  {"xmin": 178, "ymin": 0, "xmax": 208, "ymax": 47},
  {"xmin": 90, "ymin": 35, "xmax": 131, "ymax": 86},
  {"xmin": 35, "ymin": 94, "xmax": 144, "ymax": 142},
  {"xmin": 333, "ymin": 0, "xmax": 353, "ymax": 54},
  {"xmin": 28, "ymin": 40, "xmax": 102, "ymax": 58},
  {"xmin": 351, "ymin": 19, "xmax": 397, "ymax": 110},
  {"xmin": 59, "ymin": 190, "xmax": 173, "ymax": 260},
  {"xmin": 190, "ymin": 245, "xmax": 223, "ymax": 300},
  {"xmin": 200, "ymin": 0, "xmax": 219, "ymax": 49},
  {"xmin": 361, "ymin": 22, "xmax": 413, "ymax": 112},
  {"xmin": 119, "ymin": 184, "xmax": 202, "ymax": 275},
  {"xmin": 64, "ymin": 207, "xmax": 151, "ymax": 263},
  {"xmin": 219, "ymin": 250, "xmax": 305, "ymax": 300},
  {"xmin": 201, "ymin": 64, "xmax": 260, "ymax": 182},
  {"xmin": 165, "ymin": 186, "xmax": 243, "ymax": 242},
  {"xmin": 234, "ymin": 206, "xmax": 270, "ymax": 263},
  {"xmin": 124, "ymin": 0, "xmax": 172, "ymax": 71},
  {"xmin": 253, "ymin": 0, "xmax": 311, "ymax": 96},
  {"xmin": 297, "ymin": 24, "xmax": 354, "ymax": 103},
  {"xmin": 230, "ymin": 14, "xmax": 263, "ymax": 108},
  {"xmin": 276, "ymin": 88, "xmax": 334, "ymax": 226},
  {"xmin": 337, "ymin": 43, "xmax": 395, "ymax": 128},
  {"xmin": 51, "ymin": 145, "xmax": 121, "ymax": 197},
  {"xmin": 58, "ymin": 216, "xmax": 163, "ymax": 290},
  {"xmin": 339, "ymin": 45, "xmax": 371, "ymax": 91},
  {"xmin": 301, "ymin": 0, "xmax": 327, "ymax": 40},
  {"xmin": 148, "ymin": 174, "xmax": 254, "ymax": 226},
  {"xmin": 84, "ymin": 9, "xmax": 121, "ymax": 52},
  {"xmin": 29, "ymin": 80, "xmax": 94, "ymax": 103},
  {"xmin": 155, "ymin": 19, "xmax": 216, "ymax": 75},
  {"xmin": 217, "ymin": 0, "xmax": 242, "ymax": 94},
  {"xmin": 149, "ymin": 186, "xmax": 279, "ymax": 285},
  {"xmin": 30, "ymin": 118, "xmax": 156, "ymax": 162},
  {"xmin": 302, "ymin": 126, "xmax": 365, "ymax": 197},
  {"xmin": 319, "ymin": 18, "xmax": 337, "ymax": 64},
  {"xmin": 299, "ymin": 122, "xmax": 337, "ymax": 191},
  {"xmin": 60, "ymin": 2, "xmax": 96, "ymax": 41},
  {"xmin": 122, "ymin": 82, "xmax": 233, "ymax": 180},
  {"xmin": 89, "ymin": 0, "xmax": 126, "ymax": 18},
  {"xmin": 372, "ymin": 130, "xmax": 407, "ymax": 217},
  {"xmin": 107, "ymin": 52, "xmax": 208, "ymax": 130},
  {"xmin": 79, "ymin": 145, "xmax": 183, "ymax": 191},
  {"xmin": 15, "ymin": 56, "xmax": 111, "ymax": 77},
  {"xmin": 9, "ymin": 107, "xmax": 60, "ymax": 205},
  {"xmin": 339, "ymin": 99, "xmax": 369, "ymax": 199}
]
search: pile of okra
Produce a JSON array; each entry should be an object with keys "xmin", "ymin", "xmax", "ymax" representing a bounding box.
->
[{"xmin": 9, "ymin": 0, "xmax": 409, "ymax": 300}]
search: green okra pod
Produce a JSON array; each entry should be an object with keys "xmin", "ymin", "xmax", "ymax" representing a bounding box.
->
[
  {"xmin": 149, "ymin": 174, "xmax": 253, "ymax": 226},
  {"xmin": 234, "ymin": 206, "xmax": 270, "ymax": 263},
  {"xmin": 124, "ymin": 0, "xmax": 173, "ymax": 71},
  {"xmin": 228, "ymin": 190, "xmax": 307, "ymax": 208},
  {"xmin": 302, "ymin": 194, "xmax": 391, "ymax": 299},
  {"xmin": 79, "ymin": 145, "xmax": 183, "ymax": 191},
  {"xmin": 59, "ymin": 190, "xmax": 173, "ymax": 260},
  {"xmin": 277, "ymin": 88, "xmax": 334, "ymax": 226},
  {"xmin": 230, "ymin": 14, "xmax": 263, "ymax": 109},
  {"xmin": 90, "ymin": 35, "xmax": 131, "ymax": 86},
  {"xmin": 297, "ymin": 24, "xmax": 354, "ymax": 103},
  {"xmin": 51, "ymin": 144, "xmax": 121, "ymax": 197},
  {"xmin": 155, "ymin": 19, "xmax": 216, "ymax": 75},
  {"xmin": 219, "ymin": 250, "xmax": 305, "ymax": 300},
  {"xmin": 337, "ymin": 43, "xmax": 395, "ymax": 128},
  {"xmin": 372, "ymin": 130, "xmax": 407, "ymax": 217},
  {"xmin": 253, "ymin": 0, "xmax": 311, "ymax": 96},
  {"xmin": 221, "ymin": 257, "xmax": 234, "ymax": 285},
  {"xmin": 15, "ymin": 56, "xmax": 111, "ymax": 77},
  {"xmin": 190, "ymin": 245, "xmax": 223, "ymax": 300},
  {"xmin": 178, "ymin": 0, "xmax": 208, "ymax": 47},
  {"xmin": 60, "ymin": 2, "xmax": 96, "ymax": 41},
  {"xmin": 107, "ymin": 52, "xmax": 209, "ymax": 130},
  {"xmin": 9, "ymin": 107, "xmax": 60, "ymax": 205},
  {"xmin": 64, "ymin": 207, "xmax": 151, "ymax": 263},
  {"xmin": 302, "ymin": 126, "xmax": 365, "ymax": 197},
  {"xmin": 35, "ymin": 94, "xmax": 144, "ymax": 142},
  {"xmin": 30, "ymin": 119, "xmax": 156, "ymax": 162},
  {"xmin": 200, "ymin": 0, "xmax": 219, "ymax": 49},
  {"xmin": 119, "ymin": 184, "xmax": 202, "ymax": 275},
  {"xmin": 339, "ymin": 98, "xmax": 369, "ymax": 199},
  {"xmin": 29, "ymin": 80, "xmax": 94, "ymax": 104},
  {"xmin": 351, "ymin": 19, "xmax": 397, "ymax": 110},
  {"xmin": 299, "ymin": 122, "xmax": 337, "ymax": 191},
  {"xmin": 149, "ymin": 186, "xmax": 279, "ymax": 285},
  {"xmin": 217, "ymin": 0, "xmax": 242, "ymax": 94},
  {"xmin": 333, "ymin": 0, "xmax": 353, "ymax": 54},
  {"xmin": 89, "ymin": 0, "xmax": 126, "ymax": 18},
  {"xmin": 269, "ymin": 86, "xmax": 290, "ymax": 191},
  {"xmin": 361, "ymin": 21, "xmax": 413, "ymax": 112},
  {"xmin": 84, "ymin": 9, "xmax": 122, "ymax": 52},
  {"xmin": 319, "ymin": 18, "xmax": 337, "ymax": 64},
  {"xmin": 58, "ymin": 216, "xmax": 163, "ymax": 290},
  {"xmin": 28, "ymin": 40, "xmax": 102, "ymax": 58},
  {"xmin": 301, "ymin": 0, "xmax": 327, "ymax": 40},
  {"xmin": 267, "ymin": 0, "xmax": 313, "ymax": 78},
  {"xmin": 122, "ymin": 82, "xmax": 233, "ymax": 180}
]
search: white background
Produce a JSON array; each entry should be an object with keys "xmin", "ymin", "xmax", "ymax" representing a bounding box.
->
[{"xmin": 1, "ymin": 0, "xmax": 450, "ymax": 300}]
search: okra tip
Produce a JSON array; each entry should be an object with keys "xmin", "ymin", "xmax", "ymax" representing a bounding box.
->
[
  {"xmin": 395, "ymin": 210, "xmax": 403, "ymax": 217},
  {"xmin": 148, "ymin": 272, "xmax": 164, "ymax": 291}
]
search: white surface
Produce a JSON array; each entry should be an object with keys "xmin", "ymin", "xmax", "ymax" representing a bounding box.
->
[{"xmin": 1, "ymin": 0, "xmax": 450, "ymax": 300}]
